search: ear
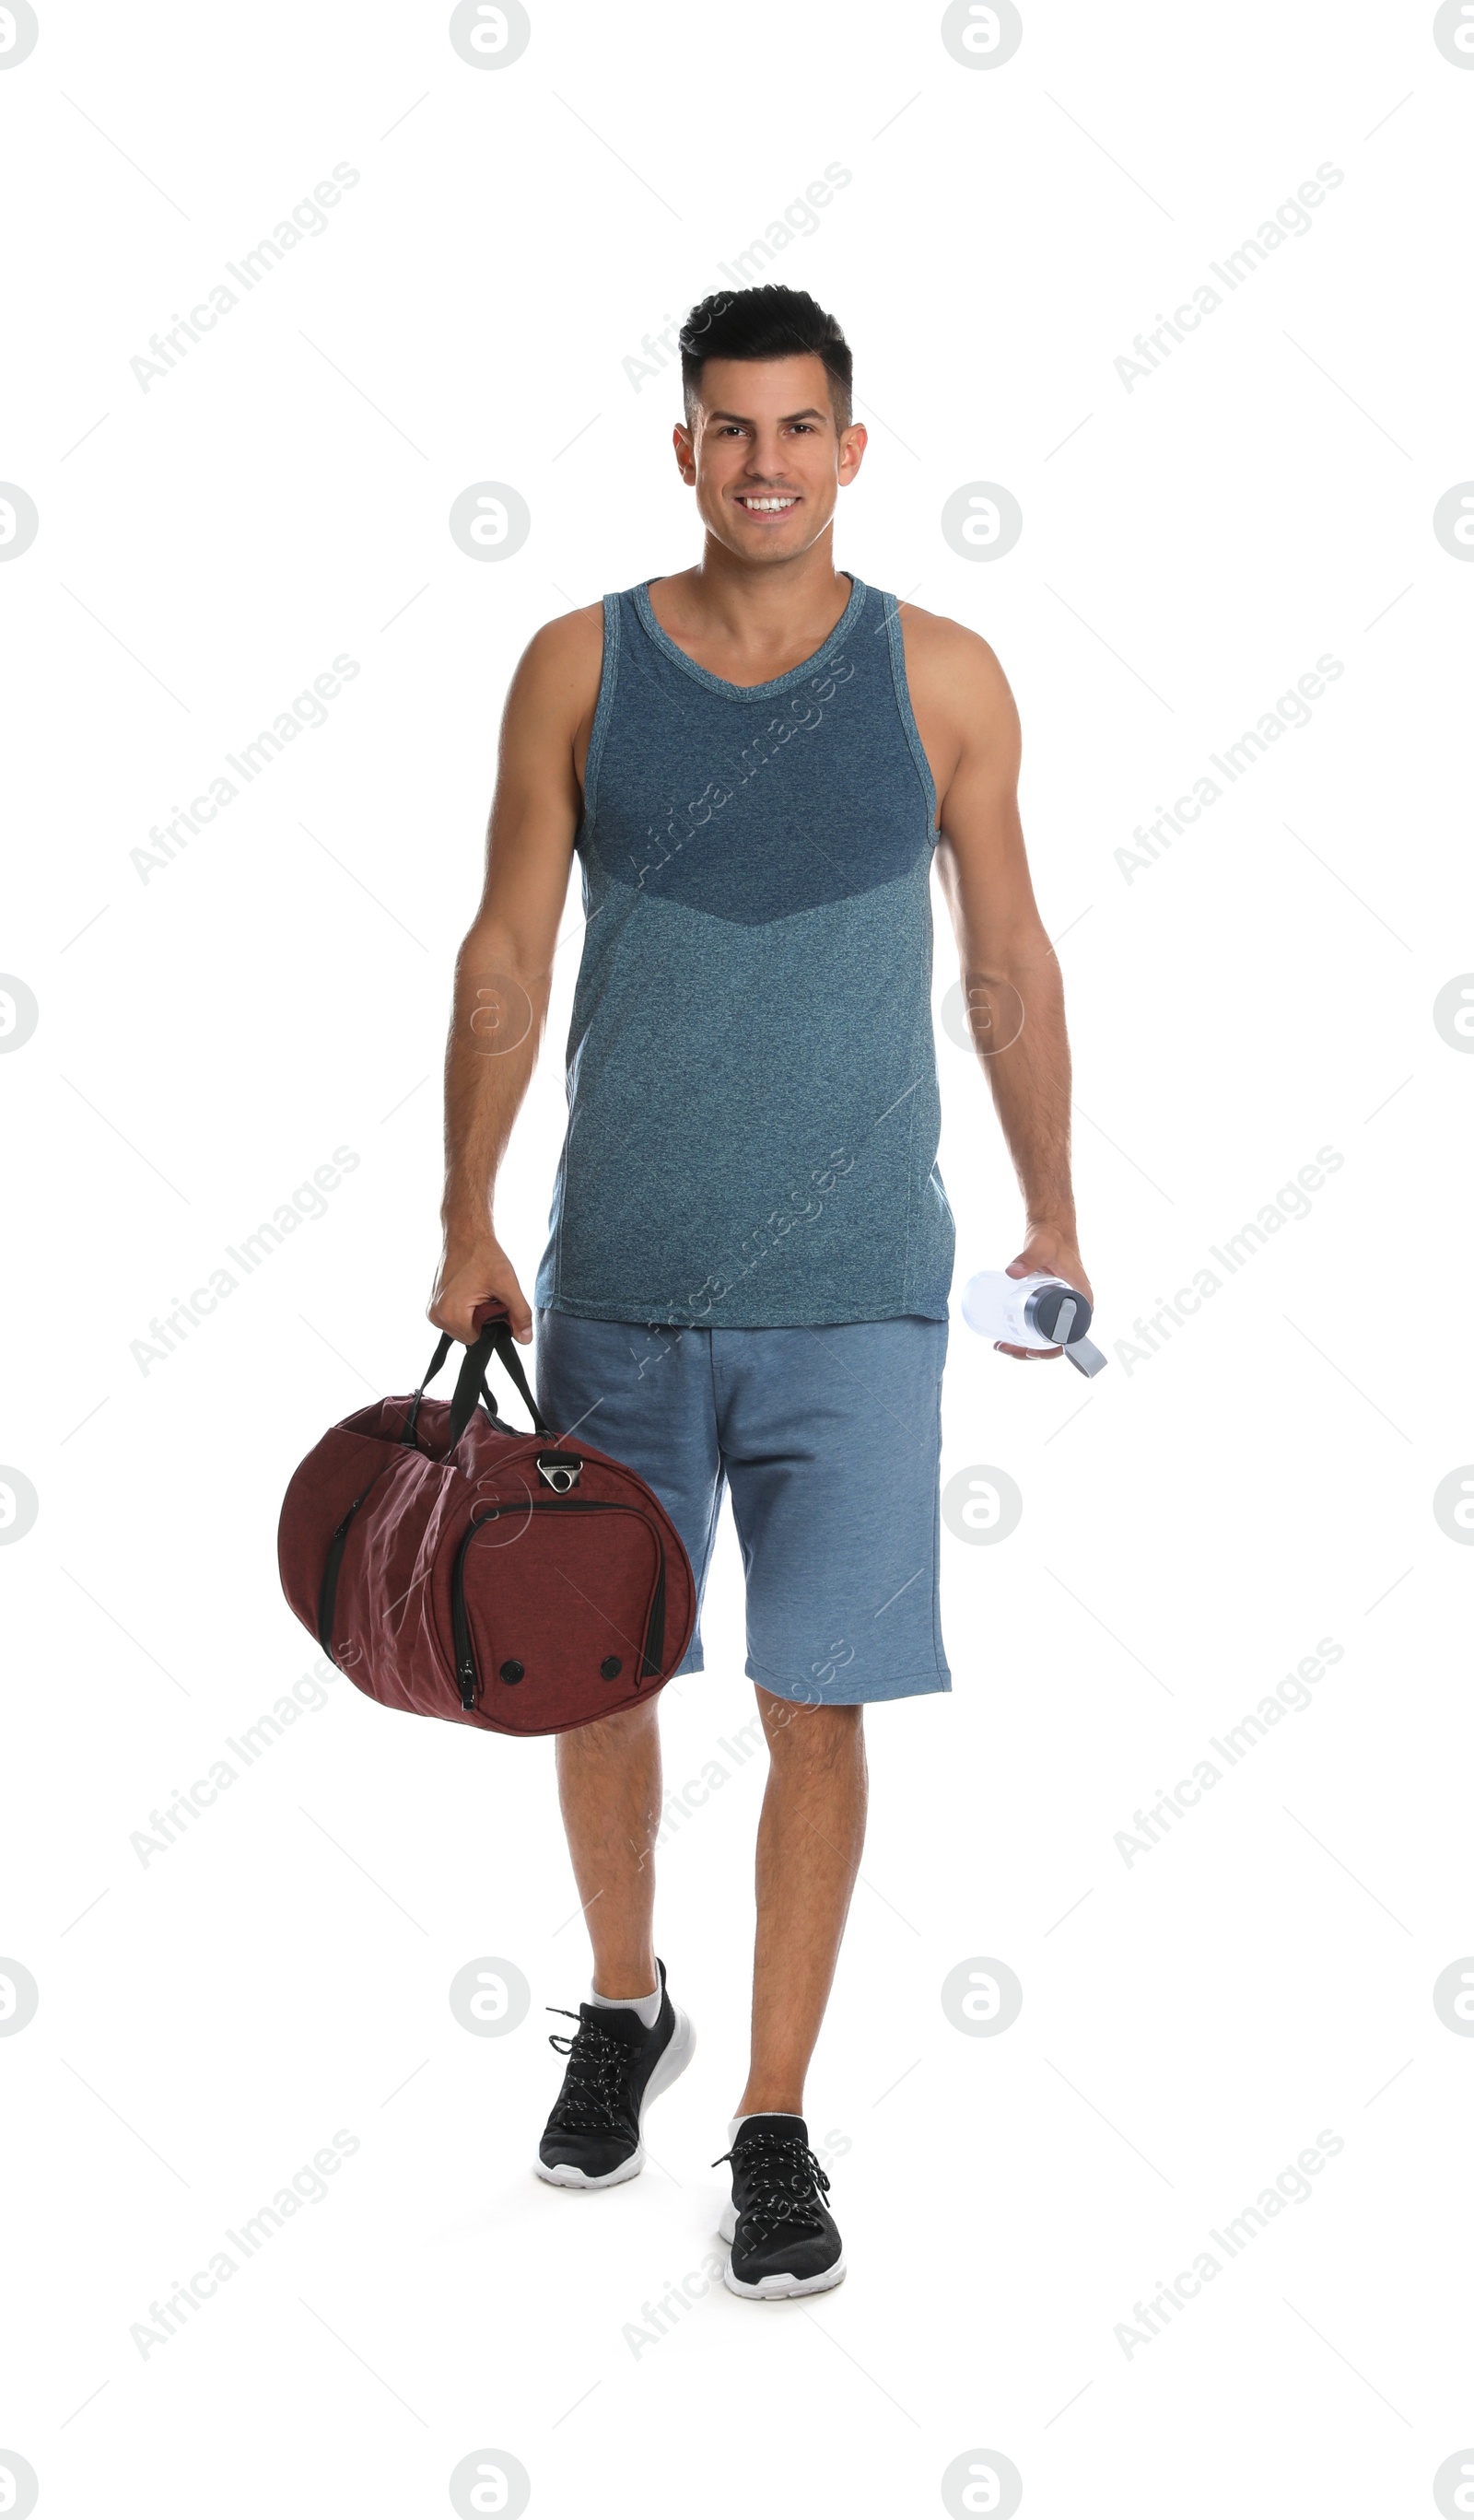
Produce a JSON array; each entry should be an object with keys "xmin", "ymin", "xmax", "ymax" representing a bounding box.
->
[{"xmin": 837, "ymin": 421, "xmax": 868, "ymax": 482}]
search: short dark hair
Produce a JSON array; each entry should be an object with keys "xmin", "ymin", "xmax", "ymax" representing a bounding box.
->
[{"xmin": 679, "ymin": 286, "xmax": 853, "ymax": 427}]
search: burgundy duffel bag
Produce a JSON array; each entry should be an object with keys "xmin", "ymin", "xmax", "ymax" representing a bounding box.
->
[{"xmin": 277, "ymin": 1300, "xmax": 696, "ymax": 1736}]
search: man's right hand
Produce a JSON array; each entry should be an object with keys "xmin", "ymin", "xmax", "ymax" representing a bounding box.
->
[{"xmin": 428, "ymin": 1235, "xmax": 533, "ymax": 1347}]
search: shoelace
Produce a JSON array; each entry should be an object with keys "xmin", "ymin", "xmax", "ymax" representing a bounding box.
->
[
  {"xmin": 710, "ymin": 2130, "xmax": 834, "ymax": 2239},
  {"xmin": 545, "ymin": 2007, "xmax": 630, "ymax": 2133}
]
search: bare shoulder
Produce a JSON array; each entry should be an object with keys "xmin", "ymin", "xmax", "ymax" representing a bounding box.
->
[
  {"xmin": 896, "ymin": 601, "xmax": 1015, "ymax": 717},
  {"xmin": 511, "ymin": 600, "xmax": 604, "ymax": 713},
  {"xmin": 895, "ymin": 601, "xmax": 1020, "ymax": 795}
]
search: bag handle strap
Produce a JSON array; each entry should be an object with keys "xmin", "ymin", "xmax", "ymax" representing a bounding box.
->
[
  {"xmin": 453, "ymin": 1301, "xmax": 550, "ymax": 1443},
  {"xmin": 399, "ymin": 1301, "xmax": 550, "ymax": 1449}
]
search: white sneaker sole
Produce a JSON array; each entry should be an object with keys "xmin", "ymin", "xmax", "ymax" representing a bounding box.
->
[
  {"xmin": 722, "ymin": 2251, "xmax": 848, "ymax": 2300},
  {"xmin": 716, "ymin": 2198, "xmax": 847, "ymax": 2296},
  {"xmin": 534, "ymin": 2004, "xmax": 696, "ymax": 2189}
]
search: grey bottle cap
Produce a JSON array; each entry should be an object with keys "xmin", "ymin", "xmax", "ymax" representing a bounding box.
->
[{"xmin": 1024, "ymin": 1280, "xmax": 1094, "ymax": 1342}]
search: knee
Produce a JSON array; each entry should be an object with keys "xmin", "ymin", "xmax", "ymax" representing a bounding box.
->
[
  {"xmin": 759, "ymin": 1694, "xmax": 862, "ymax": 1768},
  {"xmin": 558, "ymin": 1693, "xmax": 660, "ymax": 1767}
]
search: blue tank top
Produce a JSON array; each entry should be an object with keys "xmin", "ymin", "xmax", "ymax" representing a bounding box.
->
[{"xmin": 533, "ymin": 575, "xmax": 955, "ymax": 1328}]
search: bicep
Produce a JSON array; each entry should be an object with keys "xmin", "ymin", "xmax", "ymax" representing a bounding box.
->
[
  {"xmin": 932, "ymin": 650, "xmax": 1044, "ymax": 961},
  {"xmin": 464, "ymin": 619, "xmax": 597, "ymax": 976}
]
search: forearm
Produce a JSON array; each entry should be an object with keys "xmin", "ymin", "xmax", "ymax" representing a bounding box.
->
[
  {"xmin": 440, "ymin": 928, "xmax": 550, "ymax": 1249},
  {"xmin": 965, "ymin": 938, "xmax": 1076, "ymax": 1232}
]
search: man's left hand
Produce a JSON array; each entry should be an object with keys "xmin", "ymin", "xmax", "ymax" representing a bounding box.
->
[{"xmin": 997, "ymin": 1228, "xmax": 1094, "ymax": 1361}]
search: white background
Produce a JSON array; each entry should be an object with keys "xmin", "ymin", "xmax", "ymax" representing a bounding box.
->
[{"xmin": 4, "ymin": 1, "xmax": 1472, "ymax": 2513}]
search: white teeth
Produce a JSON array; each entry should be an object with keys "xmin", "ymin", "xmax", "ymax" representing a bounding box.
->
[{"xmin": 742, "ymin": 496, "xmax": 796, "ymax": 511}]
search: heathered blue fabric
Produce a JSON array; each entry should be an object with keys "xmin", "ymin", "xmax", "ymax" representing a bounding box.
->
[
  {"xmin": 532, "ymin": 575, "xmax": 955, "ymax": 1329},
  {"xmin": 534, "ymin": 1306, "xmax": 952, "ymax": 1704}
]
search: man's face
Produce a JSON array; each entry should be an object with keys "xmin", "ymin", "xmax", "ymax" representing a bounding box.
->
[{"xmin": 674, "ymin": 355, "xmax": 867, "ymax": 563}]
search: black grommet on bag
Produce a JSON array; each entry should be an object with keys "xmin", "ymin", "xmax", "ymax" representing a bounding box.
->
[
  {"xmin": 600, "ymin": 1655, "xmax": 622, "ymax": 1679},
  {"xmin": 499, "ymin": 1658, "xmax": 524, "ymax": 1684}
]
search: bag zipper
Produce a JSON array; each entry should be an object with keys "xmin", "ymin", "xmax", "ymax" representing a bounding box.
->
[
  {"xmin": 316, "ymin": 1457, "xmax": 397, "ymax": 1664},
  {"xmin": 318, "ymin": 1492, "xmax": 370, "ymax": 1663},
  {"xmin": 450, "ymin": 1499, "xmax": 667, "ymax": 1714}
]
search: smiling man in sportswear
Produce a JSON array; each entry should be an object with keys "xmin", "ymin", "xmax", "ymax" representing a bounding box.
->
[{"xmin": 430, "ymin": 285, "xmax": 1092, "ymax": 2299}]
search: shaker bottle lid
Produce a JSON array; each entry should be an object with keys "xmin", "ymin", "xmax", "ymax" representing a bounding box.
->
[{"xmin": 1027, "ymin": 1280, "xmax": 1094, "ymax": 1344}]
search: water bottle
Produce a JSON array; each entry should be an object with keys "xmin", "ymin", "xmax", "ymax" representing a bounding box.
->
[{"xmin": 961, "ymin": 1270, "xmax": 1106, "ymax": 1377}]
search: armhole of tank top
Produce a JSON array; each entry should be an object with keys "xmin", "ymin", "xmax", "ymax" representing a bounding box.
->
[
  {"xmin": 579, "ymin": 591, "xmax": 622, "ymax": 836},
  {"xmin": 883, "ymin": 593, "xmax": 940, "ymax": 845}
]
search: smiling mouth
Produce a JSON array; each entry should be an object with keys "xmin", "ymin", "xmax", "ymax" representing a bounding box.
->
[{"xmin": 735, "ymin": 494, "xmax": 800, "ymax": 514}]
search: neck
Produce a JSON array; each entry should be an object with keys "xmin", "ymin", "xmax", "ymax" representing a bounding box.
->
[{"xmin": 672, "ymin": 531, "xmax": 848, "ymax": 641}]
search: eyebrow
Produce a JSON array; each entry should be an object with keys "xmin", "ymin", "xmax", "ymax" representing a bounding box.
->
[{"xmin": 704, "ymin": 406, "xmax": 831, "ymax": 426}]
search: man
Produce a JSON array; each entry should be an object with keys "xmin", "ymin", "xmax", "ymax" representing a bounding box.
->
[{"xmin": 429, "ymin": 285, "xmax": 1091, "ymax": 2300}]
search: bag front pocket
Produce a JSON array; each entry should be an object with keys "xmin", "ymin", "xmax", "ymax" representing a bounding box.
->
[{"xmin": 451, "ymin": 1498, "xmax": 667, "ymax": 1733}]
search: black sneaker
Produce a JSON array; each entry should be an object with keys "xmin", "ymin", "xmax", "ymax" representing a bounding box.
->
[
  {"xmin": 535, "ymin": 1958, "xmax": 695, "ymax": 2189},
  {"xmin": 714, "ymin": 2114, "xmax": 846, "ymax": 2298}
]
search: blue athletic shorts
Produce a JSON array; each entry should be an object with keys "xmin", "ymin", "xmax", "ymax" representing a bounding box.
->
[{"xmin": 532, "ymin": 1308, "xmax": 952, "ymax": 1708}]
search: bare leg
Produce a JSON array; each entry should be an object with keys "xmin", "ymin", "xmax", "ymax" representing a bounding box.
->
[
  {"xmin": 736, "ymin": 1690, "xmax": 867, "ymax": 2118},
  {"xmin": 554, "ymin": 1697, "xmax": 662, "ymax": 1998}
]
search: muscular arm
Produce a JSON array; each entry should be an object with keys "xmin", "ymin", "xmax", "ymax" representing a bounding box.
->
[
  {"xmin": 904, "ymin": 611, "xmax": 1091, "ymax": 1354},
  {"xmin": 429, "ymin": 606, "xmax": 602, "ymax": 1345}
]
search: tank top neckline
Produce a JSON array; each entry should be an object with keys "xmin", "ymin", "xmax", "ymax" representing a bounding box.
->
[{"xmin": 631, "ymin": 572, "xmax": 867, "ymax": 705}]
